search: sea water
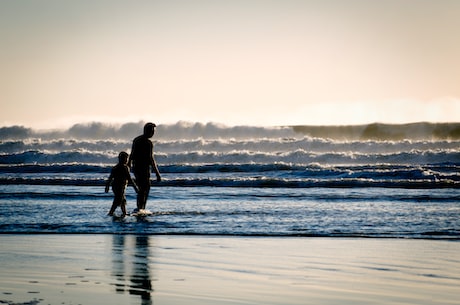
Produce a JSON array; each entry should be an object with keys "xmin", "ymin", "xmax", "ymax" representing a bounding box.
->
[{"xmin": 0, "ymin": 122, "xmax": 459, "ymax": 238}]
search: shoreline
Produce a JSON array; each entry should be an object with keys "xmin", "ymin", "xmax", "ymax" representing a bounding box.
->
[
  {"xmin": 1, "ymin": 235, "xmax": 459, "ymax": 305},
  {"xmin": 1, "ymin": 232, "xmax": 459, "ymax": 241}
]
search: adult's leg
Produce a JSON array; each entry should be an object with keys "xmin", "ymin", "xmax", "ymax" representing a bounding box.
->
[
  {"xmin": 134, "ymin": 170, "xmax": 151, "ymax": 210},
  {"xmin": 108, "ymin": 201, "xmax": 117, "ymax": 216}
]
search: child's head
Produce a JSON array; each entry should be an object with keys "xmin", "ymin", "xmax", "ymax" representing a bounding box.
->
[{"xmin": 118, "ymin": 151, "xmax": 129, "ymax": 164}]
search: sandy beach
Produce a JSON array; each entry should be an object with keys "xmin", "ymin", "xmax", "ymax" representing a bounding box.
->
[{"xmin": 0, "ymin": 235, "xmax": 459, "ymax": 305}]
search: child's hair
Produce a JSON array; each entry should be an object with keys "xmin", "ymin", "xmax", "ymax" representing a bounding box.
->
[{"xmin": 118, "ymin": 151, "xmax": 129, "ymax": 163}]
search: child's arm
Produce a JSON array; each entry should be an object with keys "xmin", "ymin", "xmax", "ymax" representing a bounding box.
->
[
  {"xmin": 124, "ymin": 166, "xmax": 139, "ymax": 193},
  {"xmin": 128, "ymin": 174, "xmax": 139, "ymax": 193},
  {"xmin": 105, "ymin": 172, "xmax": 113, "ymax": 193}
]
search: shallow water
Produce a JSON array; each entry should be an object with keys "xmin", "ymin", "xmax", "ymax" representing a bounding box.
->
[{"xmin": 0, "ymin": 184, "xmax": 458, "ymax": 239}]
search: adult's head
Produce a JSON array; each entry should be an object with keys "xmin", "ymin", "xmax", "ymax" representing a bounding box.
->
[{"xmin": 143, "ymin": 122, "xmax": 156, "ymax": 138}]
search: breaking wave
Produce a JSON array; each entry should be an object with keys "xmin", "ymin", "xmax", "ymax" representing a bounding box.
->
[
  {"xmin": 1, "ymin": 121, "xmax": 459, "ymax": 141},
  {"xmin": 1, "ymin": 121, "xmax": 459, "ymax": 189}
]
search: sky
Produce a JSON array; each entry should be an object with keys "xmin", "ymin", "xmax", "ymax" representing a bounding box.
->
[{"xmin": 1, "ymin": 0, "xmax": 460, "ymax": 128}]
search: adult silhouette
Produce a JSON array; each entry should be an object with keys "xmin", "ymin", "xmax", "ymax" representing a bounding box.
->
[{"xmin": 128, "ymin": 122, "xmax": 161, "ymax": 211}]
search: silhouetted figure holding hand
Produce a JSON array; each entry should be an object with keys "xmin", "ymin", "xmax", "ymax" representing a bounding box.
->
[
  {"xmin": 106, "ymin": 151, "xmax": 138, "ymax": 217},
  {"xmin": 128, "ymin": 122, "xmax": 161, "ymax": 211}
]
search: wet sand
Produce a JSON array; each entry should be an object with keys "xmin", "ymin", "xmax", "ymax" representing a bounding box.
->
[{"xmin": 0, "ymin": 235, "xmax": 459, "ymax": 305}]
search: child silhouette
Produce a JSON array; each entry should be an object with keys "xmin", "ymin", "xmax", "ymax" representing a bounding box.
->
[{"xmin": 105, "ymin": 151, "xmax": 138, "ymax": 217}]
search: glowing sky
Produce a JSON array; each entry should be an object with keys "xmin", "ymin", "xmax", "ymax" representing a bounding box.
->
[{"xmin": 1, "ymin": 0, "xmax": 460, "ymax": 128}]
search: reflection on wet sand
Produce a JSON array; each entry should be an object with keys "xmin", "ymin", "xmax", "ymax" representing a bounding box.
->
[{"xmin": 112, "ymin": 235, "xmax": 153, "ymax": 304}]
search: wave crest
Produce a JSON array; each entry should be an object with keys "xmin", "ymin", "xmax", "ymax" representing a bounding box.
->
[{"xmin": 1, "ymin": 121, "xmax": 459, "ymax": 141}]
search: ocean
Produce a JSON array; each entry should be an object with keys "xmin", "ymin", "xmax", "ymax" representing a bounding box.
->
[{"xmin": 1, "ymin": 121, "xmax": 459, "ymax": 239}]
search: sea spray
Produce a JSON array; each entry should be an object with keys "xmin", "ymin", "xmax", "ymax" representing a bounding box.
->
[{"xmin": 2, "ymin": 121, "xmax": 459, "ymax": 141}]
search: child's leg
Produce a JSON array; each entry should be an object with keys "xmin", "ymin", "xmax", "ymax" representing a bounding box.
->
[
  {"xmin": 109, "ymin": 191, "xmax": 123, "ymax": 215},
  {"xmin": 121, "ymin": 198, "xmax": 127, "ymax": 216}
]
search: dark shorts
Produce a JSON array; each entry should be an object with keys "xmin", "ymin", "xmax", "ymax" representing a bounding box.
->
[
  {"xmin": 134, "ymin": 168, "xmax": 151, "ymax": 191},
  {"xmin": 112, "ymin": 186, "xmax": 127, "ymax": 206}
]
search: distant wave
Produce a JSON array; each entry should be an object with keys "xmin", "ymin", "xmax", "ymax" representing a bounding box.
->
[
  {"xmin": 1, "ymin": 121, "xmax": 459, "ymax": 141},
  {"xmin": 0, "ymin": 121, "xmax": 296, "ymax": 141},
  {"xmin": 1, "ymin": 163, "xmax": 458, "ymax": 189},
  {"xmin": 292, "ymin": 122, "xmax": 460, "ymax": 141},
  {"xmin": 1, "ymin": 177, "xmax": 458, "ymax": 189},
  {"xmin": 1, "ymin": 146, "xmax": 459, "ymax": 166}
]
